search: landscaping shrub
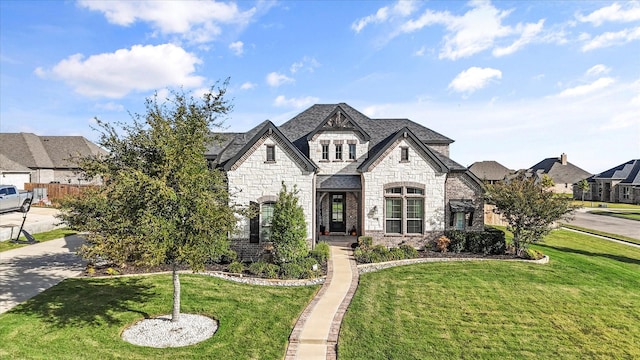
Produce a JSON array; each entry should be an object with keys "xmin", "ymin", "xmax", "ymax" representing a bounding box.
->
[
  {"xmin": 280, "ymin": 262, "xmax": 305, "ymax": 279},
  {"xmin": 399, "ymin": 244, "xmax": 418, "ymax": 258},
  {"xmin": 389, "ymin": 247, "xmax": 405, "ymax": 260},
  {"xmin": 523, "ymin": 248, "xmax": 545, "ymax": 260},
  {"xmin": 310, "ymin": 242, "xmax": 330, "ymax": 263},
  {"xmin": 248, "ymin": 261, "xmax": 268, "ymax": 276},
  {"xmin": 264, "ymin": 263, "xmax": 280, "ymax": 279},
  {"xmin": 444, "ymin": 231, "xmax": 466, "ymax": 253},
  {"xmin": 228, "ymin": 261, "xmax": 244, "ymax": 274},
  {"xmin": 357, "ymin": 236, "xmax": 373, "ymax": 250},
  {"xmin": 370, "ymin": 245, "xmax": 391, "ymax": 262},
  {"xmin": 436, "ymin": 236, "xmax": 451, "ymax": 252},
  {"xmin": 353, "ymin": 248, "xmax": 371, "ymax": 263}
]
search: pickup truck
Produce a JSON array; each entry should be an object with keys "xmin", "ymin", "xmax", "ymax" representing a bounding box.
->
[{"xmin": 0, "ymin": 185, "xmax": 33, "ymax": 213}]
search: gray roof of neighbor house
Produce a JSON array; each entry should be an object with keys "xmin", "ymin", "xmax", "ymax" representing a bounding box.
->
[
  {"xmin": 0, "ymin": 133, "xmax": 106, "ymax": 169},
  {"xmin": 207, "ymin": 103, "xmax": 468, "ymax": 174},
  {"xmin": 529, "ymin": 155, "xmax": 591, "ymax": 185},
  {"xmin": 0, "ymin": 154, "xmax": 31, "ymax": 172},
  {"xmin": 468, "ymin": 161, "xmax": 512, "ymax": 181},
  {"xmin": 590, "ymin": 159, "xmax": 640, "ymax": 186}
]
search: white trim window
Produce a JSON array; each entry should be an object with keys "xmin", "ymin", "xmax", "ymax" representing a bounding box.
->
[{"xmin": 384, "ymin": 185, "xmax": 424, "ymax": 235}]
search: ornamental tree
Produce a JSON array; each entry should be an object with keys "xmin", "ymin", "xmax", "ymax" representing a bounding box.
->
[
  {"xmin": 270, "ymin": 183, "xmax": 308, "ymax": 263},
  {"xmin": 58, "ymin": 81, "xmax": 243, "ymax": 322},
  {"xmin": 484, "ymin": 173, "xmax": 578, "ymax": 257}
]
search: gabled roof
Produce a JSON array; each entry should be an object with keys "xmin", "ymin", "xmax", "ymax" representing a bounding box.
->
[
  {"xmin": 468, "ymin": 161, "xmax": 512, "ymax": 181},
  {"xmin": 358, "ymin": 127, "xmax": 448, "ymax": 172},
  {"xmin": 216, "ymin": 121, "xmax": 317, "ymax": 172},
  {"xmin": 0, "ymin": 133, "xmax": 106, "ymax": 169},
  {"xmin": 529, "ymin": 156, "xmax": 591, "ymax": 184},
  {"xmin": 306, "ymin": 105, "xmax": 370, "ymax": 142},
  {"xmin": 591, "ymin": 159, "xmax": 640, "ymax": 185}
]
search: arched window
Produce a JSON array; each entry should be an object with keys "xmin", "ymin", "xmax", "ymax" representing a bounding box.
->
[{"xmin": 384, "ymin": 185, "xmax": 424, "ymax": 235}]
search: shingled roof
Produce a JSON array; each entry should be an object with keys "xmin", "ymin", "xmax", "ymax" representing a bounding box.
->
[
  {"xmin": 468, "ymin": 161, "xmax": 512, "ymax": 182},
  {"xmin": 208, "ymin": 103, "xmax": 457, "ymax": 172},
  {"xmin": 590, "ymin": 159, "xmax": 640, "ymax": 186},
  {"xmin": 0, "ymin": 133, "xmax": 106, "ymax": 170},
  {"xmin": 529, "ymin": 154, "xmax": 591, "ymax": 185}
]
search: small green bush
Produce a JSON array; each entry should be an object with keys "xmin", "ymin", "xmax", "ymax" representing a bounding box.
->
[
  {"xmin": 228, "ymin": 261, "xmax": 245, "ymax": 274},
  {"xmin": 388, "ymin": 247, "xmax": 404, "ymax": 260},
  {"xmin": 399, "ymin": 244, "xmax": 418, "ymax": 258},
  {"xmin": 310, "ymin": 242, "xmax": 330, "ymax": 263},
  {"xmin": 248, "ymin": 261, "xmax": 268, "ymax": 276},
  {"xmin": 264, "ymin": 263, "xmax": 280, "ymax": 279},
  {"xmin": 523, "ymin": 248, "xmax": 544, "ymax": 260},
  {"xmin": 354, "ymin": 248, "xmax": 371, "ymax": 263},
  {"xmin": 280, "ymin": 262, "xmax": 305, "ymax": 279},
  {"xmin": 445, "ymin": 231, "xmax": 466, "ymax": 253},
  {"xmin": 358, "ymin": 236, "xmax": 373, "ymax": 250}
]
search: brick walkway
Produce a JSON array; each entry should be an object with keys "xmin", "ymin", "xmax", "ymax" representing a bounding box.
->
[{"xmin": 286, "ymin": 241, "xmax": 359, "ymax": 359}]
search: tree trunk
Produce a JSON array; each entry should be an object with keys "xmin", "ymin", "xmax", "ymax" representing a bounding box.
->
[{"xmin": 171, "ymin": 262, "xmax": 181, "ymax": 322}]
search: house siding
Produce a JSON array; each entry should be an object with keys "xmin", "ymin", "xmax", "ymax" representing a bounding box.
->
[
  {"xmin": 362, "ymin": 138, "xmax": 447, "ymax": 249},
  {"xmin": 227, "ymin": 134, "xmax": 315, "ymax": 260}
]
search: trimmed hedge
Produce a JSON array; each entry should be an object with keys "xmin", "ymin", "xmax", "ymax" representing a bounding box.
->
[
  {"xmin": 354, "ymin": 243, "xmax": 420, "ymax": 264},
  {"xmin": 444, "ymin": 227, "xmax": 506, "ymax": 255}
]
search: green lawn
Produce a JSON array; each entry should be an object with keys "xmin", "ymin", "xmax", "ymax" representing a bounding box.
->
[
  {"xmin": 589, "ymin": 210, "xmax": 640, "ymax": 221},
  {"xmin": 0, "ymin": 274, "xmax": 318, "ymax": 359},
  {"xmin": 0, "ymin": 228, "xmax": 78, "ymax": 253},
  {"xmin": 339, "ymin": 229, "xmax": 640, "ymax": 359},
  {"xmin": 573, "ymin": 200, "xmax": 640, "ymax": 210}
]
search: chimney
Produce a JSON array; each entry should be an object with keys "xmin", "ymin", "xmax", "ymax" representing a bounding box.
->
[{"xmin": 560, "ymin": 153, "xmax": 567, "ymax": 165}]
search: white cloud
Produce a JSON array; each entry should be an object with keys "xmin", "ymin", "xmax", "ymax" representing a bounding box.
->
[
  {"xmin": 352, "ymin": 0, "xmax": 418, "ymax": 33},
  {"xmin": 586, "ymin": 64, "xmax": 611, "ymax": 77},
  {"xmin": 273, "ymin": 95, "xmax": 319, "ymax": 108},
  {"xmin": 492, "ymin": 19, "xmax": 544, "ymax": 57},
  {"xmin": 290, "ymin": 57, "xmax": 320, "ymax": 73},
  {"xmin": 414, "ymin": 46, "xmax": 426, "ymax": 56},
  {"xmin": 576, "ymin": 2, "xmax": 640, "ymax": 26},
  {"xmin": 36, "ymin": 44, "xmax": 204, "ymax": 98},
  {"xmin": 229, "ymin": 41, "xmax": 244, "ymax": 56},
  {"xmin": 78, "ymin": 0, "xmax": 257, "ymax": 44},
  {"xmin": 240, "ymin": 82, "xmax": 256, "ymax": 90},
  {"xmin": 557, "ymin": 77, "xmax": 615, "ymax": 98},
  {"xmin": 94, "ymin": 102, "xmax": 124, "ymax": 112},
  {"xmin": 581, "ymin": 26, "xmax": 640, "ymax": 51},
  {"xmin": 448, "ymin": 67, "xmax": 502, "ymax": 93},
  {"xmin": 266, "ymin": 72, "xmax": 294, "ymax": 87}
]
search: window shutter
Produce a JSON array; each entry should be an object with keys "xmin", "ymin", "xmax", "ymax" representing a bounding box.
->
[
  {"xmin": 449, "ymin": 212, "xmax": 454, "ymax": 227},
  {"xmin": 468, "ymin": 211, "xmax": 474, "ymax": 226},
  {"xmin": 249, "ymin": 201, "xmax": 259, "ymax": 243}
]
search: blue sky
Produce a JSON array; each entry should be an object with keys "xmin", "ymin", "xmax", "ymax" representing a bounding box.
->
[{"xmin": 1, "ymin": 0, "xmax": 639, "ymax": 174}]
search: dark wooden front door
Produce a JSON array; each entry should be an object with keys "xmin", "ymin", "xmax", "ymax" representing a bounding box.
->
[{"xmin": 330, "ymin": 193, "xmax": 346, "ymax": 233}]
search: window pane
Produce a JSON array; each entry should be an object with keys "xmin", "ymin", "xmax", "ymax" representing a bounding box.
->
[
  {"xmin": 407, "ymin": 220, "xmax": 422, "ymax": 233},
  {"xmin": 349, "ymin": 144, "xmax": 356, "ymax": 160},
  {"xmin": 322, "ymin": 144, "xmax": 329, "ymax": 160},
  {"xmin": 401, "ymin": 148, "xmax": 409, "ymax": 161},
  {"xmin": 335, "ymin": 144, "xmax": 342, "ymax": 160},
  {"xmin": 386, "ymin": 220, "xmax": 401, "ymax": 233},
  {"xmin": 406, "ymin": 187, "xmax": 423, "ymax": 195},
  {"xmin": 261, "ymin": 202, "xmax": 275, "ymax": 241},
  {"xmin": 332, "ymin": 195, "xmax": 343, "ymax": 222},
  {"xmin": 266, "ymin": 146, "xmax": 275, "ymax": 161},
  {"xmin": 386, "ymin": 198, "xmax": 402, "ymax": 218},
  {"xmin": 407, "ymin": 199, "xmax": 423, "ymax": 218},
  {"xmin": 385, "ymin": 187, "xmax": 402, "ymax": 194},
  {"xmin": 455, "ymin": 212, "xmax": 465, "ymax": 230}
]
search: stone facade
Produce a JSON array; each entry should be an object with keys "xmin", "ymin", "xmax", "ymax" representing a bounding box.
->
[
  {"xmin": 445, "ymin": 172, "xmax": 485, "ymax": 231},
  {"xmin": 309, "ymin": 132, "xmax": 369, "ymax": 175}
]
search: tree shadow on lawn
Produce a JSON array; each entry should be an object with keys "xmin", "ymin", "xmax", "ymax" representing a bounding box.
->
[
  {"xmin": 10, "ymin": 276, "xmax": 155, "ymax": 328},
  {"xmin": 536, "ymin": 244, "xmax": 640, "ymax": 266}
]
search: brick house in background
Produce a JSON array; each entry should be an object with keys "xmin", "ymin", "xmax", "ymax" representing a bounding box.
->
[
  {"xmin": 468, "ymin": 160, "xmax": 513, "ymax": 184},
  {"xmin": 528, "ymin": 153, "xmax": 591, "ymax": 194},
  {"xmin": 206, "ymin": 103, "xmax": 484, "ymax": 259},
  {"xmin": 0, "ymin": 133, "xmax": 106, "ymax": 188},
  {"xmin": 578, "ymin": 159, "xmax": 640, "ymax": 204}
]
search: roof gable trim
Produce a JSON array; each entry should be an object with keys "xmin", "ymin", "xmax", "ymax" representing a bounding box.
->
[{"xmin": 306, "ymin": 105, "xmax": 371, "ymax": 141}]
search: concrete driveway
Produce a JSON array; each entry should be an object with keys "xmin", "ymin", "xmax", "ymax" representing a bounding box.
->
[
  {"xmin": 0, "ymin": 235, "xmax": 85, "ymax": 314},
  {"xmin": 0, "ymin": 207, "xmax": 63, "ymax": 241},
  {"xmin": 566, "ymin": 210, "xmax": 640, "ymax": 240}
]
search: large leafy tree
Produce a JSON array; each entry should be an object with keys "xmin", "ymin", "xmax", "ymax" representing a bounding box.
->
[
  {"xmin": 270, "ymin": 183, "xmax": 308, "ymax": 263},
  {"xmin": 59, "ymin": 82, "xmax": 241, "ymax": 322},
  {"xmin": 484, "ymin": 173, "xmax": 578, "ymax": 257}
]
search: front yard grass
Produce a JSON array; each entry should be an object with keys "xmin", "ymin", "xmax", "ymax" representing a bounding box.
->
[
  {"xmin": 572, "ymin": 200, "xmax": 640, "ymax": 210},
  {"xmin": 339, "ymin": 229, "xmax": 640, "ymax": 359},
  {"xmin": 0, "ymin": 274, "xmax": 318, "ymax": 359},
  {"xmin": 560, "ymin": 223, "xmax": 640, "ymax": 245},
  {"xmin": 0, "ymin": 228, "xmax": 78, "ymax": 253}
]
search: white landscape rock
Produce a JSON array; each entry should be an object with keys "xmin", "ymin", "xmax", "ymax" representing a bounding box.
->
[{"xmin": 121, "ymin": 313, "xmax": 217, "ymax": 348}]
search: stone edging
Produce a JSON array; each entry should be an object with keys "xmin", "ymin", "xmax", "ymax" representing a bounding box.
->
[
  {"xmin": 357, "ymin": 255, "xmax": 549, "ymax": 274},
  {"xmin": 89, "ymin": 269, "xmax": 326, "ymax": 287}
]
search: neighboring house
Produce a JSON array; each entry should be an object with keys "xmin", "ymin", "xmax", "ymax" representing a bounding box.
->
[
  {"xmin": 578, "ymin": 159, "xmax": 640, "ymax": 204},
  {"xmin": 468, "ymin": 161, "xmax": 513, "ymax": 184},
  {"xmin": 0, "ymin": 133, "xmax": 106, "ymax": 188},
  {"xmin": 207, "ymin": 103, "xmax": 484, "ymax": 259},
  {"xmin": 529, "ymin": 153, "xmax": 591, "ymax": 194}
]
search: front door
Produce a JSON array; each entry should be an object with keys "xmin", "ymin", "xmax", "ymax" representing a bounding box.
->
[{"xmin": 330, "ymin": 193, "xmax": 346, "ymax": 233}]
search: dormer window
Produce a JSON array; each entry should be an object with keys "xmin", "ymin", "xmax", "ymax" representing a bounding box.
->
[{"xmin": 266, "ymin": 145, "xmax": 275, "ymax": 162}]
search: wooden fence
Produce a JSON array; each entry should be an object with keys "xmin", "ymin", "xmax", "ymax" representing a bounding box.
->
[
  {"xmin": 24, "ymin": 183, "xmax": 98, "ymax": 205},
  {"xmin": 484, "ymin": 204, "xmax": 508, "ymax": 226}
]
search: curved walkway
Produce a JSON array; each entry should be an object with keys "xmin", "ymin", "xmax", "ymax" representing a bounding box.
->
[{"xmin": 286, "ymin": 242, "xmax": 359, "ymax": 360}]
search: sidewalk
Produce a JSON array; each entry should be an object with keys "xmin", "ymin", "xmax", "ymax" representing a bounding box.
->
[
  {"xmin": 0, "ymin": 235, "xmax": 85, "ymax": 314},
  {"xmin": 286, "ymin": 242, "xmax": 359, "ymax": 360},
  {"xmin": 0, "ymin": 207, "xmax": 63, "ymax": 241}
]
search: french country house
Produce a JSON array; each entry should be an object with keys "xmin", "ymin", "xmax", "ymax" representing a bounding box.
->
[
  {"xmin": 577, "ymin": 159, "xmax": 640, "ymax": 204},
  {"xmin": 207, "ymin": 103, "xmax": 484, "ymax": 259}
]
